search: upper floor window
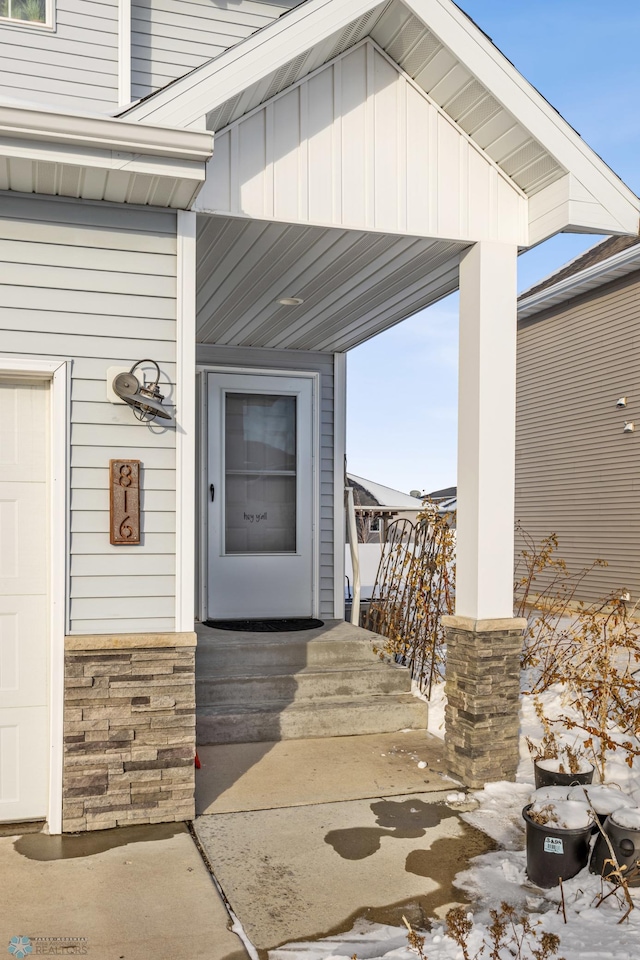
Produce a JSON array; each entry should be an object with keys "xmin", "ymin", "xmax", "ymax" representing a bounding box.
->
[{"xmin": 0, "ymin": 0, "xmax": 51, "ymax": 27}]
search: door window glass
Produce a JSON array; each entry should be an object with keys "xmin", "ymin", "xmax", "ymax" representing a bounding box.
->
[{"xmin": 224, "ymin": 393, "xmax": 297, "ymax": 554}]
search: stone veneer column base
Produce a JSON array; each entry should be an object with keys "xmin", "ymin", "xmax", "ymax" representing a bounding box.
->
[
  {"xmin": 441, "ymin": 615, "xmax": 526, "ymax": 790},
  {"xmin": 63, "ymin": 632, "xmax": 196, "ymax": 833}
]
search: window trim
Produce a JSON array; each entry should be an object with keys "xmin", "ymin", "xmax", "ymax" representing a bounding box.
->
[{"xmin": 0, "ymin": 0, "xmax": 54, "ymax": 32}]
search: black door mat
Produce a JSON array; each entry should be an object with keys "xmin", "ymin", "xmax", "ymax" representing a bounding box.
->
[{"xmin": 204, "ymin": 618, "xmax": 325, "ymax": 633}]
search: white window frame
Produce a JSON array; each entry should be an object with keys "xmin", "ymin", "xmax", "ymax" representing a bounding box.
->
[{"xmin": 0, "ymin": 0, "xmax": 54, "ymax": 31}]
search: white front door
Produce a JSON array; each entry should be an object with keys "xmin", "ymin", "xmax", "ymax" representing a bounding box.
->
[
  {"xmin": 207, "ymin": 372, "xmax": 315, "ymax": 619},
  {"xmin": 0, "ymin": 378, "xmax": 50, "ymax": 822}
]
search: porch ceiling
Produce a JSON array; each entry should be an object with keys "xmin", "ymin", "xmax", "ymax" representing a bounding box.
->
[{"xmin": 196, "ymin": 214, "xmax": 465, "ymax": 352}]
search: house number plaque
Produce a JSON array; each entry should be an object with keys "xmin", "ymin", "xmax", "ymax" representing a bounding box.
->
[{"xmin": 110, "ymin": 459, "xmax": 141, "ymax": 545}]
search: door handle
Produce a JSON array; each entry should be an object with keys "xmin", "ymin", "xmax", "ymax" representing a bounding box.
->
[{"xmin": 210, "ymin": 484, "xmax": 215, "ymax": 502}]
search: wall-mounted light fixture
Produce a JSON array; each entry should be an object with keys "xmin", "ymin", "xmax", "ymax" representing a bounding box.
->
[
  {"xmin": 623, "ymin": 421, "xmax": 635, "ymax": 433},
  {"xmin": 616, "ymin": 397, "xmax": 628, "ymax": 408},
  {"xmin": 620, "ymin": 590, "xmax": 632, "ymax": 603},
  {"xmin": 112, "ymin": 359, "xmax": 171, "ymax": 423}
]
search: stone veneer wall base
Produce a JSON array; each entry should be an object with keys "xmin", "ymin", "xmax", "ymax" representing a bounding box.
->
[
  {"xmin": 441, "ymin": 616, "xmax": 526, "ymax": 791},
  {"xmin": 63, "ymin": 633, "xmax": 197, "ymax": 833}
]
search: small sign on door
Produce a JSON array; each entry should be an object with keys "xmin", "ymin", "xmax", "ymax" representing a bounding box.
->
[{"xmin": 110, "ymin": 459, "xmax": 141, "ymax": 544}]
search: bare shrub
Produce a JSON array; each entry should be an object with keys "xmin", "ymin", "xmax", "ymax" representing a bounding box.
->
[
  {"xmin": 516, "ymin": 527, "xmax": 640, "ymax": 779},
  {"xmin": 525, "ymin": 698, "xmax": 584, "ymax": 773},
  {"xmin": 445, "ymin": 904, "xmax": 563, "ymax": 960}
]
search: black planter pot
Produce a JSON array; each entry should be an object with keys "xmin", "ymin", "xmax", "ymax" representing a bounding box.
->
[
  {"xmin": 534, "ymin": 759, "xmax": 594, "ymax": 790},
  {"xmin": 523, "ymin": 803, "xmax": 593, "ymax": 888},
  {"xmin": 590, "ymin": 815, "xmax": 640, "ymax": 887}
]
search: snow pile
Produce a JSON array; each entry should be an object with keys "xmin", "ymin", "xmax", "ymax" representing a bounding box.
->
[
  {"xmin": 270, "ymin": 875, "xmax": 640, "ymax": 960},
  {"xmin": 423, "ymin": 678, "xmax": 445, "ymax": 739},
  {"xmin": 536, "ymin": 756, "xmax": 593, "ymax": 774},
  {"xmin": 568, "ymin": 784, "xmax": 634, "ymax": 816},
  {"xmin": 531, "ymin": 786, "xmax": 570, "ymax": 803},
  {"xmin": 460, "ymin": 780, "xmax": 531, "ymax": 850},
  {"xmin": 527, "ymin": 799, "xmax": 592, "ymax": 830},
  {"xmin": 611, "ymin": 807, "xmax": 640, "ymax": 830}
]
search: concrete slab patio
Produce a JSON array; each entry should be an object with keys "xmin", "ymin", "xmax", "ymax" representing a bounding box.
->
[
  {"xmin": 196, "ymin": 730, "xmax": 450, "ymax": 815},
  {"xmin": 0, "ymin": 822, "xmax": 249, "ymax": 960},
  {"xmin": 194, "ymin": 731, "xmax": 493, "ymax": 956}
]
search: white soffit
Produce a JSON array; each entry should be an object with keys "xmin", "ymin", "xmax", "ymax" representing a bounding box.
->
[
  {"xmin": 196, "ymin": 214, "xmax": 465, "ymax": 351},
  {"xmin": 0, "ymin": 105, "xmax": 212, "ymax": 208},
  {"xmin": 206, "ymin": 0, "xmax": 564, "ymax": 198}
]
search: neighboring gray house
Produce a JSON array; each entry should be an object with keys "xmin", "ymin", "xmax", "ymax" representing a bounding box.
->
[
  {"xmin": 1, "ymin": 0, "xmax": 638, "ymax": 831},
  {"xmin": 516, "ymin": 235, "xmax": 640, "ymax": 604},
  {"xmin": 347, "ymin": 473, "xmax": 423, "ymax": 542}
]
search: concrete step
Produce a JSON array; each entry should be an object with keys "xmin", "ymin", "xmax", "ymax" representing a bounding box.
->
[
  {"xmin": 196, "ymin": 662, "xmax": 411, "ymax": 706},
  {"xmin": 196, "ymin": 634, "xmax": 386, "ymax": 677},
  {"xmin": 196, "ymin": 693, "xmax": 428, "ymax": 744}
]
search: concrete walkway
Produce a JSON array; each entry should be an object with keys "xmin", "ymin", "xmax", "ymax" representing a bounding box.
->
[
  {"xmin": 1, "ymin": 732, "xmax": 490, "ymax": 960},
  {"xmin": 0, "ymin": 822, "xmax": 249, "ymax": 960},
  {"xmin": 194, "ymin": 731, "xmax": 492, "ymax": 955}
]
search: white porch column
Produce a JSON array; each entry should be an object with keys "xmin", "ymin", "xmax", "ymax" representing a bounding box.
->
[
  {"xmin": 442, "ymin": 241, "xmax": 526, "ymax": 789},
  {"xmin": 456, "ymin": 240, "xmax": 518, "ymax": 620},
  {"xmin": 175, "ymin": 210, "xmax": 197, "ymax": 633}
]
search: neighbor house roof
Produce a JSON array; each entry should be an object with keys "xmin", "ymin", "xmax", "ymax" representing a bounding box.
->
[
  {"xmin": 428, "ymin": 485, "xmax": 457, "ymax": 501},
  {"xmin": 347, "ymin": 474, "xmax": 423, "ymax": 511},
  {"xmin": 518, "ymin": 234, "xmax": 640, "ymax": 321}
]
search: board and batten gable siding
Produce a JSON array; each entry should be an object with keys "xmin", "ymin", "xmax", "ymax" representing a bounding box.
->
[
  {"xmin": 516, "ymin": 269, "xmax": 640, "ymax": 605},
  {"xmin": 198, "ymin": 41, "xmax": 526, "ymax": 245},
  {"xmin": 0, "ymin": 0, "xmax": 118, "ymax": 113},
  {"xmin": 197, "ymin": 343, "xmax": 336, "ymax": 618},
  {"xmin": 131, "ymin": 0, "xmax": 306, "ymax": 102},
  {"xmin": 0, "ymin": 194, "xmax": 177, "ymax": 635}
]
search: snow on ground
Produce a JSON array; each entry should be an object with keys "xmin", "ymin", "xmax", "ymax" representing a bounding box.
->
[
  {"xmin": 269, "ymin": 682, "xmax": 640, "ymax": 960},
  {"xmin": 424, "ymin": 679, "xmax": 445, "ymax": 740}
]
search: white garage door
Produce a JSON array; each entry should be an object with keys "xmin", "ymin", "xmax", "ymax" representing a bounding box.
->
[{"xmin": 0, "ymin": 378, "xmax": 50, "ymax": 822}]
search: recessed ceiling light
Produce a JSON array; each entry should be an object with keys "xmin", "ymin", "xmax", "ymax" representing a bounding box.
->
[{"xmin": 277, "ymin": 296, "xmax": 304, "ymax": 306}]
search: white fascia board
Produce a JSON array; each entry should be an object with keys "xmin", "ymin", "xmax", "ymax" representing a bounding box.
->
[
  {"xmin": 0, "ymin": 135, "xmax": 206, "ymax": 183},
  {"xmin": 121, "ymin": 0, "xmax": 381, "ymax": 128},
  {"xmin": 0, "ymin": 104, "xmax": 213, "ymax": 163},
  {"xmin": 408, "ymin": 0, "xmax": 639, "ymax": 237},
  {"xmin": 528, "ymin": 174, "xmax": 636, "ymax": 247},
  {"xmin": 518, "ymin": 243, "xmax": 640, "ymax": 320}
]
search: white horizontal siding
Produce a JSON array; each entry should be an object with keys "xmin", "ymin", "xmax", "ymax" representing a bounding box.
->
[
  {"xmin": 516, "ymin": 270, "xmax": 640, "ymax": 605},
  {"xmin": 0, "ymin": 194, "xmax": 177, "ymax": 635},
  {"xmin": 196, "ymin": 40, "xmax": 526, "ymax": 245},
  {"xmin": 131, "ymin": 0, "xmax": 305, "ymax": 101},
  {"xmin": 0, "ymin": 0, "xmax": 118, "ymax": 113},
  {"xmin": 197, "ymin": 343, "xmax": 336, "ymax": 618}
]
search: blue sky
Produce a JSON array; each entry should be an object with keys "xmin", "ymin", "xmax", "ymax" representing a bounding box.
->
[{"xmin": 346, "ymin": 1, "xmax": 640, "ymax": 495}]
